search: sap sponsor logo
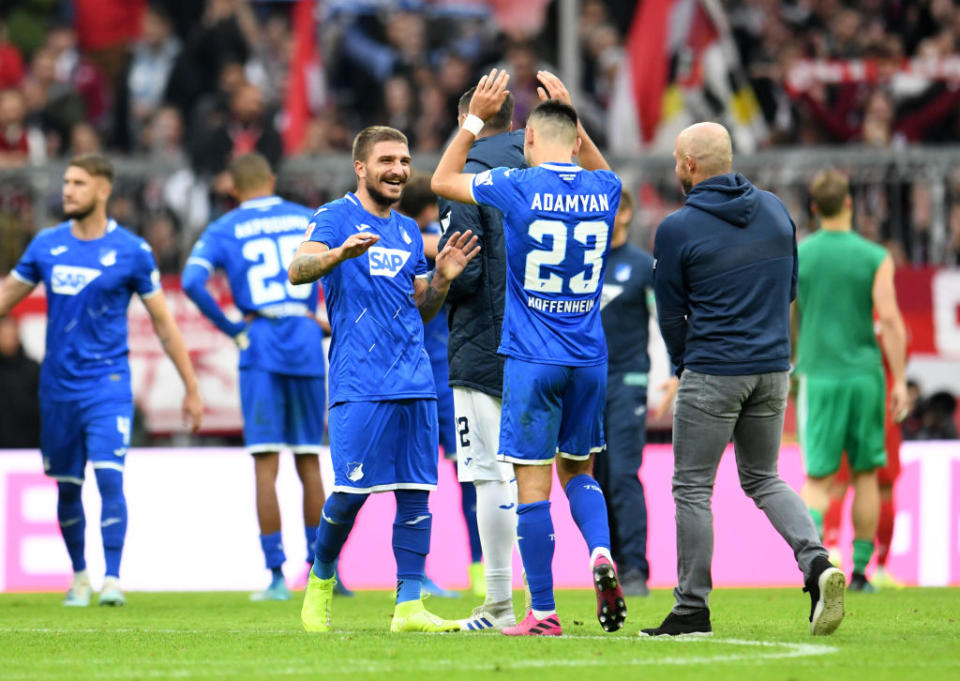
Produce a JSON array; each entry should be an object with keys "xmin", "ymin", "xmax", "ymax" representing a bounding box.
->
[
  {"xmin": 51, "ymin": 265, "xmax": 102, "ymax": 295},
  {"xmin": 50, "ymin": 245, "xmax": 68, "ymax": 256},
  {"xmin": 100, "ymin": 250, "xmax": 117, "ymax": 267},
  {"xmin": 346, "ymin": 462, "xmax": 364, "ymax": 482},
  {"xmin": 368, "ymin": 247, "xmax": 410, "ymax": 277}
]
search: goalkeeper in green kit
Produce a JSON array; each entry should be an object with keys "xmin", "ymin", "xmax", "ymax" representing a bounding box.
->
[{"xmin": 793, "ymin": 169, "xmax": 908, "ymax": 593}]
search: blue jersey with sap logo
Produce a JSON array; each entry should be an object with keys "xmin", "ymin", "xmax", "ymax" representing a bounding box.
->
[
  {"xmin": 184, "ymin": 196, "xmax": 324, "ymax": 377},
  {"xmin": 470, "ymin": 162, "xmax": 622, "ymax": 366},
  {"xmin": 307, "ymin": 192, "xmax": 435, "ymax": 406},
  {"xmin": 12, "ymin": 220, "xmax": 161, "ymax": 401}
]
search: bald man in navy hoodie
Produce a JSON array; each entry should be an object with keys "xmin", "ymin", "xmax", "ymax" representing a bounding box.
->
[{"xmin": 639, "ymin": 123, "xmax": 845, "ymax": 639}]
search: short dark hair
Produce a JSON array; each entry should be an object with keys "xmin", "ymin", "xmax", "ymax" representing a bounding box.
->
[
  {"xmin": 527, "ymin": 99, "xmax": 578, "ymax": 143},
  {"xmin": 352, "ymin": 125, "xmax": 409, "ymax": 163},
  {"xmin": 68, "ymin": 152, "xmax": 114, "ymax": 183},
  {"xmin": 810, "ymin": 168, "xmax": 849, "ymax": 218},
  {"xmin": 229, "ymin": 153, "xmax": 274, "ymax": 193},
  {"xmin": 397, "ymin": 171, "xmax": 436, "ymax": 219},
  {"xmin": 619, "ymin": 188, "xmax": 634, "ymax": 213},
  {"xmin": 458, "ymin": 87, "xmax": 515, "ymax": 133}
]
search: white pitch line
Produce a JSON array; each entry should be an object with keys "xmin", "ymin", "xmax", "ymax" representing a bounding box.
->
[{"xmin": 0, "ymin": 633, "xmax": 838, "ymax": 677}]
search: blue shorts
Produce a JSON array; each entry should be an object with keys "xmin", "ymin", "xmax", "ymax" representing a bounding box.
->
[
  {"xmin": 431, "ymin": 358, "xmax": 457, "ymax": 457},
  {"xmin": 239, "ymin": 369, "xmax": 326, "ymax": 454},
  {"xmin": 498, "ymin": 358, "xmax": 606, "ymax": 465},
  {"xmin": 40, "ymin": 395, "xmax": 134, "ymax": 484},
  {"xmin": 328, "ymin": 398, "xmax": 438, "ymax": 493}
]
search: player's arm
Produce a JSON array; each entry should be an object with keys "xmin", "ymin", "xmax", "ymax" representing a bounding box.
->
[
  {"xmin": 535, "ymin": 70, "xmax": 609, "ymax": 171},
  {"xmin": 872, "ymin": 255, "xmax": 908, "ymax": 419},
  {"xmin": 414, "ymin": 230, "xmax": 480, "ymax": 322},
  {"xmin": 647, "ymin": 287, "xmax": 680, "ymax": 419},
  {"xmin": 0, "ymin": 275, "xmax": 35, "ymax": 317},
  {"xmin": 141, "ymin": 292, "xmax": 203, "ymax": 432},
  {"xmin": 431, "ymin": 69, "xmax": 511, "ymax": 204},
  {"xmin": 181, "ymin": 259, "xmax": 247, "ymax": 344},
  {"xmin": 652, "ymin": 220, "xmax": 688, "ymax": 374},
  {"xmin": 288, "ymin": 233, "xmax": 379, "ymax": 285}
]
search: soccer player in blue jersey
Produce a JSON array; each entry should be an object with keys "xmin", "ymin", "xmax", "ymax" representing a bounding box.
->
[
  {"xmin": 288, "ymin": 125, "xmax": 480, "ymax": 633},
  {"xmin": 182, "ymin": 153, "xmax": 331, "ymax": 602},
  {"xmin": 0, "ymin": 153, "xmax": 203, "ymax": 607},
  {"xmin": 398, "ymin": 173, "xmax": 481, "ymax": 600},
  {"xmin": 431, "ymin": 70, "xmax": 627, "ymax": 636}
]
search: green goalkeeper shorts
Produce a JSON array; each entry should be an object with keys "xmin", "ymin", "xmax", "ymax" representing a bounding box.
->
[{"xmin": 797, "ymin": 369, "xmax": 887, "ymax": 478}]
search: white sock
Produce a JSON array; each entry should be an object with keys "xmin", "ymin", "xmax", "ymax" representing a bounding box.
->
[
  {"xmin": 590, "ymin": 547, "xmax": 613, "ymax": 567},
  {"xmin": 532, "ymin": 608, "xmax": 556, "ymax": 620},
  {"xmin": 475, "ymin": 479, "xmax": 518, "ymax": 604}
]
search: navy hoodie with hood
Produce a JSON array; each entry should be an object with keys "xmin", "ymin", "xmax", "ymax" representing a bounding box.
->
[{"xmin": 653, "ymin": 172, "xmax": 798, "ymax": 376}]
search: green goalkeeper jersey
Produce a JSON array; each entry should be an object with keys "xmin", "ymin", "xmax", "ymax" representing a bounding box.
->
[{"xmin": 795, "ymin": 229, "xmax": 888, "ymax": 376}]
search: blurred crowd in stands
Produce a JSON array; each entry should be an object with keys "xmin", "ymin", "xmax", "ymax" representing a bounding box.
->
[{"xmin": 0, "ymin": 0, "xmax": 958, "ymax": 271}]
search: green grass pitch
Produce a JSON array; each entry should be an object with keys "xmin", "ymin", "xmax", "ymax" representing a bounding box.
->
[{"xmin": 1, "ymin": 587, "xmax": 957, "ymax": 680}]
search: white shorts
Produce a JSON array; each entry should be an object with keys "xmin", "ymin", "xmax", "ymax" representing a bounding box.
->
[{"xmin": 453, "ymin": 387, "xmax": 514, "ymax": 483}]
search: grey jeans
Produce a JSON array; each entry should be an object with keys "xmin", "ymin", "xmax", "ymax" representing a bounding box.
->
[{"xmin": 671, "ymin": 370, "xmax": 827, "ymax": 614}]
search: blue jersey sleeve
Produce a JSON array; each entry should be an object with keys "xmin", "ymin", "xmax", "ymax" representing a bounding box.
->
[
  {"xmin": 12, "ymin": 236, "xmax": 42, "ymax": 286},
  {"xmin": 306, "ymin": 207, "xmax": 342, "ymax": 249},
  {"xmin": 133, "ymin": 243, "xmax": 162, "ymax": 298},
  {"xmin": 470, "ymin": 166, "xmax": 520, "ymax": 213},
  {"xmin": 182, "ymin": 231, "xmax": 245, "ymax": 337},
  {"xmin": 413, "ymin": 222, "xmax": 428, "ymax": 277},
  {"xmin": 185, "ymin": 231, "xmax": 227, "ymax": 273}
]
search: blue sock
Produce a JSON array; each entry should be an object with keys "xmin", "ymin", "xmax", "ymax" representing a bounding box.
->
[
  {"xmin": 564, "ymin": 474, "xmax": 611, "ymax": 557},
  {"xmin": 393, "ymin": 490, "xmax": 431, "ymax": 604},
  {"xmin": 516, "ymin": 501, "xmax": 555, "ymax": 612},
  {"xmin": 94, "ymin": 468, "xmax": 127, "ymax": 578},
  {"xmin": 57, "ymin": 482, "xmax": 86, "ymax": 572},
  {"xmin": 313, "ymin": 493, "xmax": 366, "ymax": 579},
  {"xmin": 259, "ymin": 531, "xmax": 285, "ymax": 570},
  {"xmin": 460, "ymin": 482, "xmax": 482, "ymax": 563},
  {"xmin": 305, "ymin": 525, "xmax": 320, "ymax": 565}
]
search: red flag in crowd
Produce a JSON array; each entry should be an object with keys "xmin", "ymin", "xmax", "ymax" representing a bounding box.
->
[{"xmin": 284, "ymin": 0, "xmax": 326, "ymax": 154}]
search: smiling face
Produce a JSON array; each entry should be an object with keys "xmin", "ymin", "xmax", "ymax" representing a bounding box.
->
[
  {"xmin": 62, "ymin": 165, "xmax": 110, "ymax": 220},
  {"xmin": 356, "ymin": 140, "xmax": 411, "ymax": 208}
]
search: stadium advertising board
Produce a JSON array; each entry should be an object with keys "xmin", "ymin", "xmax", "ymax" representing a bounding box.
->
[{"xmin": 1, "ymin": 443, "xmax": 957, "ymax": 592}]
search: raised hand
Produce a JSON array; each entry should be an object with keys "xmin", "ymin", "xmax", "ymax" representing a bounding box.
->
[
  {"xmin": 536, "ymin": 70, "xmax": 572, "ymax": 106},
  {"xmin": 435, "ymin": 230, "xmax": 481, "ymax": 282},
  {"xmin": 339, "ymin": 232, "xmax": 380, "ymax": 260},
  {"xmin": 468, "ymin": 68, "xmax": 511, "ymax": 122}
]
